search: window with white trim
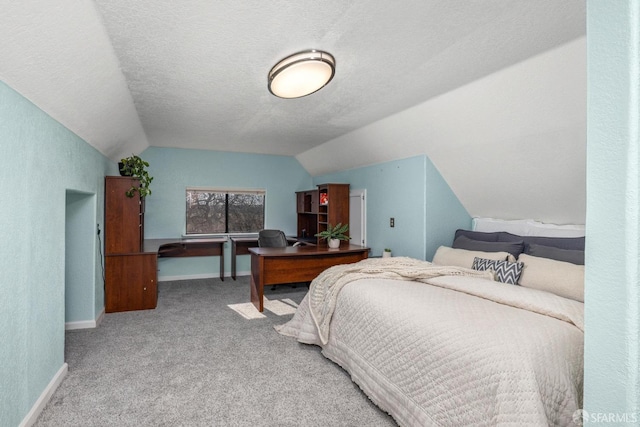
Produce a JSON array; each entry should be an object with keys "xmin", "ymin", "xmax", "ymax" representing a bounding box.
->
[{"xmin": 186, "ymin": 188, "xmax": 265, "ymax": 234}]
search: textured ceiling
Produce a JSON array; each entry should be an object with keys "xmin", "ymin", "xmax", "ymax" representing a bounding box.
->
[
  {"xmin": 0, "ymin": 1, "xmax": 584, "ymax": 160},
  {"xmin": 0, "ymin": 1, "xmax": 148, "ymax": 159},
  {"xmin": 89, "ymin": 0, "xmax": 585, "ymax": 158},
  {"xmin": 0, "ymin": 1, "xmax": 587, "ymax": 223}
]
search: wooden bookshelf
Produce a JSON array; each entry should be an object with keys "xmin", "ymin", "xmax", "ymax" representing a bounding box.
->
[{"xmin": 297, "ymin": 183, "xmax": 349, "ymax": 245}]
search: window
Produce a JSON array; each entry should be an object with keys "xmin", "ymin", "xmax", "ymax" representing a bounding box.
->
[{"xmin": 186, "ymin": 188, "xmax": 265, "ymax": 234}]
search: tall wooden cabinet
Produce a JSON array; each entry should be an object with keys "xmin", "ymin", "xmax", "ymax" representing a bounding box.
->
[
  {"xmin": 104, "ymin": 176, "xmax": 157, "ymax": 312},
  {"xmin": 296, "ymin": 183, "xmax": 350, "ymax": 245}
]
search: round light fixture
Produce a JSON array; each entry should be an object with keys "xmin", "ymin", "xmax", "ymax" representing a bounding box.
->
[{"xmin": 268, "ymin": 50, "xmax": 335, "ymax": 99}]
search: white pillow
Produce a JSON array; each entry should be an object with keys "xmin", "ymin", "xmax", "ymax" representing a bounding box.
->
[
  {"xmin": 432, "ymin": 246, "xmax": 515, "ymax": 268},
  {"xmin": 518, "ymin": 253, "xmax": 584, "ymax": 302}
]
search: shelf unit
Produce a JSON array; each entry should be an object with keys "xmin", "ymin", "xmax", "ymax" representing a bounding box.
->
[
  {"xmin": 296, "ymin": 183, "xmax": 350, "ymax": 245},
  {"xmin": 295, "ymin": 189, "xmax": 318, "ymax": 243}
]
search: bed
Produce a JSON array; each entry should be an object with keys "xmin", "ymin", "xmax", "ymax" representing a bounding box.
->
[{"xmin": 276, "ymin": 229, "xmax": 585, "ymax": 426}]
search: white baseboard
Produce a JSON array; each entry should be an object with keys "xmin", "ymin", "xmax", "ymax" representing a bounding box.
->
[
  {"xmin": 158, "ymin": 271, "xmax": 250, "ymax": 282},
  {"xmin": 19, "ymin": 363, "xmax": 68, "ymax": 427},
  {"xmin": 65, "ymin": 308, "xmax": 105, "ymax": 330},
  {"xmin": 96, "ymin": 307, "xmax": 105, "ymax": 326}
]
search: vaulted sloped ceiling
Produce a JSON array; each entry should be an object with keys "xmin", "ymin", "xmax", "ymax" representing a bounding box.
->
[
  {"xmin": 0, "ymin": 1, "xmax": 149, "ymax": 159},
  {"xmin": 300, "ymin": 38, "xmax": 587, "ymax": 224},
  {"xmin": 0, "ymin": 1, "xmax": 586, "ymax": 224}
]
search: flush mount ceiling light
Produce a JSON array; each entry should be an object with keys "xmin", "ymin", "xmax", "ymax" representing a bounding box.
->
[{"xmin": 268, "ymin": 50, "xmax": 335, "ymax": 99}]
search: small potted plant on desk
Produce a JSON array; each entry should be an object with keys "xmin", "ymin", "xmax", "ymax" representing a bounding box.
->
[
  {"xmin": 315, "ymin": 223, "xmax": 350, "ymax": 249},
  {"xmin": 119, "ymin": 154, "xmax": 153, "ymax": 198}
]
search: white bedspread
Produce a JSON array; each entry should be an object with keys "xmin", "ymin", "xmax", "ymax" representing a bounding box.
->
[
  {"xmin": 305, "ymin": 257, "xmax": 494, "ymax": 345},
  {"xmin": 276, "ymin": 266, "xmax": 584, "ymax": 426}
]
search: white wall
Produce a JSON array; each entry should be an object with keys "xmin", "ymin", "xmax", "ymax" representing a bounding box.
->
[{"xmin": 297, "ymin": 37, "xmax": 586, "ymax": 225}]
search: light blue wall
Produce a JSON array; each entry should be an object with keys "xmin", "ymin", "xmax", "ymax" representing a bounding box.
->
[
  {"xmin": 585, "ymin": 0, "xmax": 640, "ymax": 418},
  {"xmin": 140, "ymin": 147, "xmax": 312, "ymax": 278},
  {"xmin": 65, "ymin": 191, "xmax": 97, "ymax": 323},
  {"xmin": 141, "ymin": 150, "xmax": 468, "ymax": 277},
  {"xmin": 424, "ymin": 157, "xmax": 472, "ymax": 260},
  {"xmin": 0, "ymin": 81, "xmax": 113, "ymax": 426},
  {"xmin": 313, "ymin": 155, "xmax": 471, "ymax": 259}
]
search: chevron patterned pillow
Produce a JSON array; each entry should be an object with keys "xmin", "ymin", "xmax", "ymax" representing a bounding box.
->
[{"xmin": 472, "ymin": 257, "xmax": 524, "ymax": 285}]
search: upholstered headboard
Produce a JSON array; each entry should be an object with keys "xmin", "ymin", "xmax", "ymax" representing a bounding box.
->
[{"xmin": 471, "ymin": 217, "xmax": 585, "ymax": 237}]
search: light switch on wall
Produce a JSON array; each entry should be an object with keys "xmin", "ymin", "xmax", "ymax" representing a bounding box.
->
[{"xmin": 390, "ymin": 218, "xmax": 395, "ymax": 227}]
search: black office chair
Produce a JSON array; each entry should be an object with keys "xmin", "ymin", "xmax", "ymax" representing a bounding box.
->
[{"xmin": 258, "ymin": 229, "xmax": 288, "ymax": 248}]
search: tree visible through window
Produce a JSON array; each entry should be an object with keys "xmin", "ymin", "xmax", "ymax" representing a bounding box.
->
[{"xmin": 186, "ymin": 188, "xmax": 265, "ymax": 234}]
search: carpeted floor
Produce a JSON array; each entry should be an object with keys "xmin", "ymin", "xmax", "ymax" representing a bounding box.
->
[{"xmin": 35, "ymin": 277, "xmax": 396, "ymax": 426}]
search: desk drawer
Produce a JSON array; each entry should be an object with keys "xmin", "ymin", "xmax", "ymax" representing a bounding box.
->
[{"xmin": 263, "ymin": 252, "xmax": 366, "ymax": 284}]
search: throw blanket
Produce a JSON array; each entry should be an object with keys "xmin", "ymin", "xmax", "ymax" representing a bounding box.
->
[{"xmin": 307, "ymin": 257, "xmax": 494, "ymax": 344}]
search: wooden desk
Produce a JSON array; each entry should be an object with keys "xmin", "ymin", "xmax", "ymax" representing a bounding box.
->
[
  {"xmin": 230, "ymin": 237, "xmax": 258, "ymax": 281},
  {"xmin": 229, "ymin": 236, "xmax": 300, "ymax": 280},
  {"xmin": 249, "ymin": 244, "xmax": 369, "ymax": 312},
  {"xmin": 144, "ymin": 237, "xmax": 227, "ymax": 281}
]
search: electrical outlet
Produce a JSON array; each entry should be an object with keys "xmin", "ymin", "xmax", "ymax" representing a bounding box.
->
[
  {"xmin": 390, "ymin": 218, "xmax": 395, "ymax": 228},
  {"xmin": 97, "ymin": 224, "xmax": 101, "ymax": 235}
]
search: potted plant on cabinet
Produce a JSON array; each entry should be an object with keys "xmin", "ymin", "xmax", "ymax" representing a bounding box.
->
[
  {"xmin": 119, "ymin": 154, "xmax": 153, "ymax": 198},
  {"xmin": 383, "ymin": 248, "xmax": 392, "ymax": 258},
  {"xmin": 315, "ymin": 223, "xmax": 350, "ymax": 248}
]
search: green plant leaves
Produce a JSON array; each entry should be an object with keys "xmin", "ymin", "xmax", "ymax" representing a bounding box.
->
[
  {"xmin": 120, "ymin": 154, "xmax": 153, "ymax": 198},
  {"xmin": 315, "ymin": 222, "xmax": 350, "ymax": 241}
]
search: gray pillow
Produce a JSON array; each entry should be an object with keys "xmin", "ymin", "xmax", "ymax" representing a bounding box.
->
[
  {"xmin": 454, "ymin": 229, "xmax": 501, "ymax": 242},
  {"xmin": 452, "ymin": 235, "xmax": 524, "ymax": 257},
  {"xmin": 525, "ymin": 243, "xmax": 585, "ymax": 265},
  {"xmin": 498, "ymin": 232, "xmax": 585, "ymax": 251}
]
